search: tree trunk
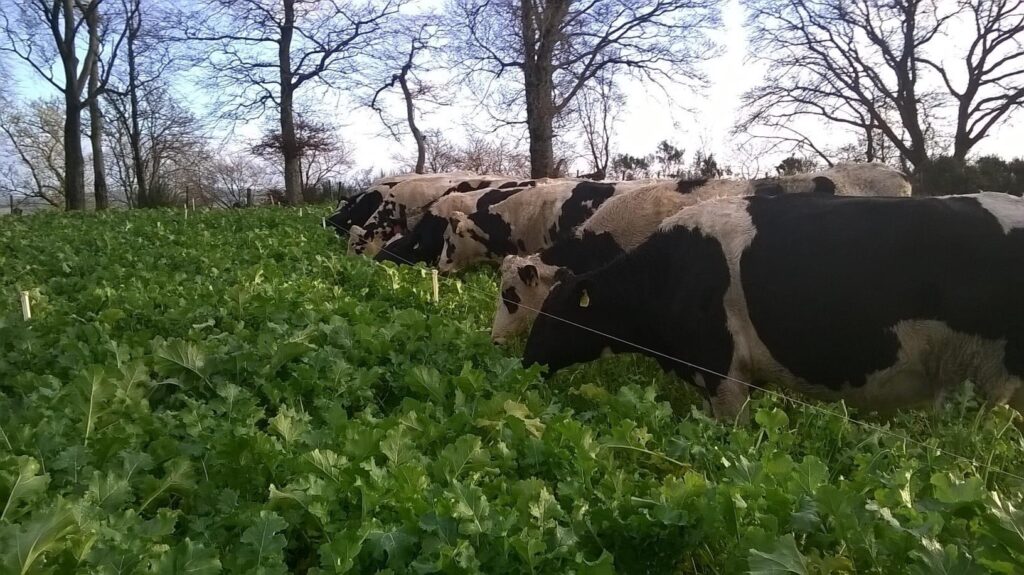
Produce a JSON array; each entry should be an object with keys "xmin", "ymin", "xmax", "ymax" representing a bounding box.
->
[
  {"xmin": 61, "ymin": 0, "xmax": 86, "ymax": 210},
  {"xmin": 88, "ymin": 59, "xmax": 108, "ymax": 210},
  {"xmin": 278, "ymin": 0, "xmax": 303, "ymax": 206},
  {"xmin": 65, "ymin": 94, "xmax": 87, "ymax": 210},
  {"xmin": 524, "ymin": 77, "xmax": 555, "ymax": 178},
  {"xmin": 398, "ymin": 69, "xmax": 426, "ymax": 174},
  {"xmin": 127, "ymin": 1, "xmax": 148, "ymax": 208},
  {"xmin": 520, "ymin": 0, "xmax": 557, "ymax": 179}
]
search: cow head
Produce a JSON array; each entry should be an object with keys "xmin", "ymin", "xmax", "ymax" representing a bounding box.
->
[
  {"xmin": 522, "ymin": 269, "xmax": 615, "ymax": 375},
  {"xmin": 438, "ymin": 211, "xmax": 488, "ymax": 273},
  {"xmin": 325, "ymin": 190, "xmax": 382, "ymax": 237},
  {"xmin": 491, "ymin": 255, "xmax": 561, "ymax": 344}
]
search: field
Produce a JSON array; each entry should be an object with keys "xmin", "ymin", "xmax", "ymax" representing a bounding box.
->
[{"xmin": 1, "ymin": 207, "xmax": 1023, "ymax": 574}]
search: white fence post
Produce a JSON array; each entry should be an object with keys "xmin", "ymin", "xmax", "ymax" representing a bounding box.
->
[
  {"xmin": 431, "ymin": 270, "xmax": 439, "ymax": 303},
  {"xmin": 20, "ymin": 291, "xmax": 31, "ymax": 321}
]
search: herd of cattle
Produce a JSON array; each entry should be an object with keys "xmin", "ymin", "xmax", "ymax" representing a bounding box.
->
[{"xmin": 326, "ymin": 165, "xmax": 1024, "ymax": 420}]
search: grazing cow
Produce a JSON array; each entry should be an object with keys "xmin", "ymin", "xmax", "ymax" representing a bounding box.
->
[
  {"xmin": 324, "ymin": 173, "xmax": 424, "ymax": 238},
  {"xmin": 751, "ymin": 162, "xmax": 912, "ymax": 198},
  {"xmin": 438, "ymin": 179, "xmax": 658, "ymax": 273},
  {"xmin": 350, "ymin": 174, "xmax": 530, "ymax": 256},
  {"xmin": 492, "ymin": 167, "xmax": 914, "ymax": 343},
  {"xmin": 492, "ymin": 183, "xmax": 695, "ymax": 342},
  {"xmin": 375, "ymin": 185, "xmax": 533, "ymax": 265},
  {"xmin": 523, "ymin": 192, "xmax": 1024, "ymax": 420}
]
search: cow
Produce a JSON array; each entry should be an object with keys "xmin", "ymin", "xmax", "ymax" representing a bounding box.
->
[
  {"xmin": 349, "ymin": 174, "xmax": 533, "ymax": 257},
  {"xmin": 491, "ymin": 183, "xmax": 696, "ymax": 343},
  {"xmin": 374, "ymin": 185, "xmax": 533, "ymax": 266},
  {"xmin": 523, "ymin": 192, "xmax": 1024, "ymax": 421},
  {"xmin": 751, "ymin": 161, "xmax": 912, "ymax": 198},
  {"xmin": 437, "ymin": 179, "xmax": 663, "ymax": 273},
  {"xmin": 324, "ymin": 173, "xmax": 423, "ymax": 238},
  {"xmin": 491, "ymin": 165, "xmax": 914, "ymax": 343}
]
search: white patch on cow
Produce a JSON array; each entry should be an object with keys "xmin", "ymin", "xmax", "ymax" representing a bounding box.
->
[
  {"xmin": 491, "ymin": 255, "xmax": 560, "ymax": 342},
  {"xmin": 974, "ymin": 191, "xmax": 1024, "ymax": 234},
  {"xmin": 577, "ymin": 183, "xmax": 694, "ymax": 249},
  {"xmin": 660, "ymin": 197, "xmax": 763, "ymax": 420},
  {"xmin": 821, "ymin": 320, "xmax": 1024, "ymax": 411}
]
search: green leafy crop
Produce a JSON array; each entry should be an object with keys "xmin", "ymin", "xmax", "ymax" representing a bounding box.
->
[{"xmin": 1, "ymin": 207, "xmax": 1022, "ymax": 574}]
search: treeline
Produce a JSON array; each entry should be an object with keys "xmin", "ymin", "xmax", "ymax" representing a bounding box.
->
[{"xmin": 1, "ymin": 0, "xmax": 1023, "ymax": 211}]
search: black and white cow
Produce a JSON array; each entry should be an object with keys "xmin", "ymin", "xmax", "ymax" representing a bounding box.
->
[
  {"xmin": 323, "ymin": 174, "xmax": 413, "ymax": 237},
  {"xmin": 523, "ymin": 192, "xmax": 1024, "ymax": 420},
  {"xmin": 438, "ymin": 179, "xmax": 660, "ymax": 273},
  {"xmin": 350, "ymin": 175, "xmax": 537, "ymax": 257},
  {"xmin": 492, "ymin": 183, "xmax": 694, "ymax": 342},
  {"xmin": 491, "ymin": 164, "xmax": 914, "ymax": 343},
  {"xmin": 374, "ymin": 184, "xmax": 533, "ymax": 265}
]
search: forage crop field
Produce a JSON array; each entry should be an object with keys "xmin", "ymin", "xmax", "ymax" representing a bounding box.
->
[{"xmin": 1, "ymin": 207, "xmax": 1023, "ymax": 574}]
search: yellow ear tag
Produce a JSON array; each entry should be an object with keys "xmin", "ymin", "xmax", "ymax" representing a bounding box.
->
[{"xmin": 579, "ymin": 290, "xmax": 591, "ymax": 308}]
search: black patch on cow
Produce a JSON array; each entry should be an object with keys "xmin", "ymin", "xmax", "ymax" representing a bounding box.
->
[
  {"xmin": 447, "ymin": 180, "xmax": 493, "ymax": 194},
  {"xmin": 382, "ymin": 181, "xmax": 400, "ymax": 188},
  {"xmin": 325, "ymin": 190, "xmax": 382, "ymax": 236},
  {"xmin": 383, "ymin": 187, "xmax": 530, "ymax": 266},
  {"xmin": 518, "ymin": 264, "xmax": 538, "ymax": 285},
  {"xmin": 548, "ymin": 182, "xmax": 617, "ymax": 242},
  {"xmin": 677, "ymin": 178, "xmax": 710, "ymax": 194},
  {"xmin": 538, "ymin": 231, "xmax": 625, "ymax": 273},
  {"xmin": 811, "ymin": 176, "xmax": 837, "ymax": 195},
  {"xmin": 741, "ymin": 193, "xmax": 1024, "ymax": 391},
  {"xmin": 374, "ymin": 233, "xmax": 418, "ymax": 264},
  {"xmin": 517, "ymin": 239, "xmax": 527, "ymax": 251},
  {"xmin": 400, "ymin": 212, "xmax": 451, "ymax": 264},
  {"xmin": 466, "ymin": 208, "xmax": 517, "ymax": 257},
  {"xmin": 497, "ymin": 180, "xmax": 538, "ymax": 189},
  {"xmin": 502, "ymin": 287, "xmax": 521, "ymax": 313},
  {"xmin": 523, "ymin": 225, "xmax": 734, "ymax": 397},
  {"xmin": 478, "ymin": 187, "xmax": 523, "ymax": 210}
]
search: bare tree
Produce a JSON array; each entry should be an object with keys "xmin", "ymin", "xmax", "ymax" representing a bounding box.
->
[
  {"xmin": 0, "ymin": 98, "xmax": 68, "ymax": 208},
  {"xmin": 1, "ymin": 0, "xmax": 127, "ymax": 210},
  {"xmin": 450, "ymin": 0, "xmax": 720, "ymax": 179},
  {"xmin": 920, "ymin": 0, "xmax": 1024, "ymax": 161},
  {"xmin": 251, "ymin": 117, "xmax": 352, "ymax": 198},
  {"xmin": 106, "ymin": 84, "xmax": 209, "ymax": 206},
  {"xmin": 85, "ymin": 1, "xmax": 110, "ymax": 209},
  {"xmin": 573, "ymin": 72, "xmax": 621, "ymax": 179},
  {"xmin": 206, "ymin": 154, "xmax": 276, "ymax": 207},
  {"xmin": 741, "ymin": 0, "xmax": 1024, "ymax": 171},
  {"xmin": 417, "ymin": 129, "xmax": 459, "ymax": 173},
  {"xmin": 180, "ymin": 0, "xmax": 403, "ymax": 205},
  {"xmin": 370, "ymin": 19, "xmax": 444, "ymax": 175}
]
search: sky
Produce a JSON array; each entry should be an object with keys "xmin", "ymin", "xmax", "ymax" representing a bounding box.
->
[{"xmin": 6, "ymin": 0, "xmax": 1024, "ymax": 179}]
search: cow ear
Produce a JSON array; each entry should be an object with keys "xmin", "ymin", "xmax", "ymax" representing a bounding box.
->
[
  {"xmin": 553, "ymin": 267, "xmax": 573, "ymax": 285},
  {"xmin": 518, "ymin": 264, "xmax": 539, "ymax": 286}
]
